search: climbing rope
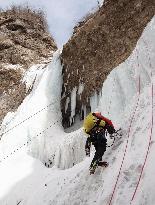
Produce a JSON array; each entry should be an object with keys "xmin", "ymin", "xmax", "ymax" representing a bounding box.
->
[
  {"xmin": 0, "ymin": 120, "xmax": 59, "ymax": 163},
  {"xmin": 0, "ymin": 100, "xmax": 57, "ymax": 138},
  {"xmin": 130, "ymin": 39, "xmax": 154, "ymax": 203},
  {"xmin": 131, "ymin": 84, "xmax": 153, "ymax": 203},
  {"xmin": 108, "ymin": 50, "xmax": 141, "ymax": 205}
]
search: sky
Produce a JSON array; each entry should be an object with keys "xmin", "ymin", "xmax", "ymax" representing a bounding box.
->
[{"xmin": 0, "ymin": 0, "xmax": 102, "ymax": 47}]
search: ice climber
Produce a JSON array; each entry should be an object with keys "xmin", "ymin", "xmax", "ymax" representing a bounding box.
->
[{"xmin": 83, "ymin": 112, "xmax": 116, "ymax": 174}]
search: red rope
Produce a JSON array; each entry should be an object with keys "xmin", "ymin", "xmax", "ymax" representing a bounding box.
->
[
  {"xmin": 131, "ymin": 84, "xmax": 154, "ymax": 203},
  {"xmin": 130, "ymin": 40, "xmax": 154, "ymax": 203},
  {"xmin": 108, "ymin": 55, "xmax": 141, "ymax": 205}
]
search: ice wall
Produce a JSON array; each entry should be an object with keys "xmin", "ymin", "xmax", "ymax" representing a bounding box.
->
[{"xmin": 89, "ymin": 17, "xmax": 155, "ymax": 128}]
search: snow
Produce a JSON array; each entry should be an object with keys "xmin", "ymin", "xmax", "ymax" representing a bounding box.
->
[
  {"xmin": 2, "ymin": 63, "xmax": 22, "ymax": 71},
  {"xmin": 78, "ymin": 83, "xmax": 84, "ymax": 95},
  {"xmin": 22, "ymin": 64, "xmax": 46, "ymax": 91},
  {"xmin": 70, "ymin": 87, "xmax": 77, "ymax": 125},
  {"xmin": 65, "ymin": 97, "xmax": 70, "ymax": 113},
  {"xmin": 0, "ymin": 15, "xmax": 155, "ymax": 205},
  {"xmin": 0, "ymin": 50, "xmax": 63, "ymax": 161},
  {"xmin": 90, "ymin": 91, "xmax": 100, "ymax": 113}
]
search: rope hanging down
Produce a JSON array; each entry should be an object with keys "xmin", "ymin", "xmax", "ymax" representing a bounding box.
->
[
  {"xmin": 131, "ymin": 84, "xmax": 154, "ymax": 203},
  {"xmin": 130, "ymin": 40, "xmax": 154, "ymax": 203},
  {"xmin": 0, "ymin": 101, "xmax": 57, "ymax": 138},
  {"xmin": 0, "ymin": 120, "xmax": 59, "ymax": 163},
  {"xmin": 108, "ymin": 51, "xmax": 141, "ymax": 205}
]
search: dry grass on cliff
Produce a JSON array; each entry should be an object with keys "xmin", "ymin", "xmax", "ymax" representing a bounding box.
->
[
  {"xmin": 0, "ymin": 67, "xmax": 27, "ymax": 122},
  {"xmin": 6, "ymin": 5, "xmax": 48, "ymax": 32},
  {"xmin": 0, "ymin": 68, "xmax": 23, "ymax": 93},
  {"xmin": 0, "ymin": 5, "xmax": 57, "ymax": 66},
  {"xmin": 73, "ymin": 12, "xmax": 94, "ymax": 35},
  {"xmin": 0, "ymin": 5, "xmax": 57, "ymax": 123},
  {"xmin": 61, "ymin": 0, "xmax": 155, "ymax": 127}
]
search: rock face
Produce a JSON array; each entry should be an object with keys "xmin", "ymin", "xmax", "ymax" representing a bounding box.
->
[
  {"xmin": 0, "ymin": 66, "xmax": 26, "ymax": 122},
  {"xmin": 61, "ymin": 0, "xmax": 155, "ymax": 128},
  {"xmin": 0, "ymin": 7, "xmax": 57, "ymax": 122},
  {"xmin": 0, "ymin": 6, "xmax": 57, "ymax": 65}
]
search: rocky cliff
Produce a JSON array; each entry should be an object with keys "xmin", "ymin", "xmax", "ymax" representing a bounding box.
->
[
  {"xmin": 0, "ymin": 6, "xmax": 57, "ymax": 122},
  {"xmin": 61, "ymin": 0, "xmax": 155, "ymax": 128}
]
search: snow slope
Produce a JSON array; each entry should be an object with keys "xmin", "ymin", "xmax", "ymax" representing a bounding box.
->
[{"xmin": 0, "ymin": 16, "xmax": 155, "ymax": 205}]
